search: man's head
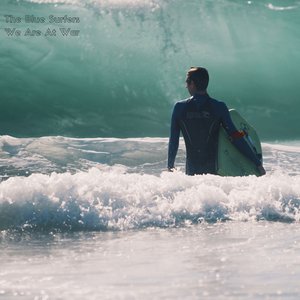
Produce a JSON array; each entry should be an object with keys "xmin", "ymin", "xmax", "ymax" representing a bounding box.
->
[{"xmin": 186, "ymin": 67, "xmax": 209, "ymax": 96}]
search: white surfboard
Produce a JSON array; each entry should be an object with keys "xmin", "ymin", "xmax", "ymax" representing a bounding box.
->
[{"xmin": 217, "ymin": 109, "xmax": 262, "ymax": 177}]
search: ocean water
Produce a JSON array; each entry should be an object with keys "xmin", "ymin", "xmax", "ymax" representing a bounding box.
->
[
  {"xmin": 0, "ymin": 137, "xmax": 300, "ymax": 299},
  {"xmin": 1, "ymin": 0, "xmax": 300, "ymax": 299},
  {"xmin": 1, "ymin": 0, "xmax": 300, "ymax": 138}
]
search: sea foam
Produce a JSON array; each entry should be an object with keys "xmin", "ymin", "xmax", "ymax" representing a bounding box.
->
[{"xmin": 0, "ymin": 167, "xmax": 299, "ymax": 232}]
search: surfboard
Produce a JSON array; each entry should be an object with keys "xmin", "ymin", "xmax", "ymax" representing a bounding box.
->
[{"xmin": 216, "ymin": 109, "xmax": 262, "ymax": 177}]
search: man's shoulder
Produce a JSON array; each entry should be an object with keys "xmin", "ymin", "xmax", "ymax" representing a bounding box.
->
[
  {"xmin": 173, "ymin": 97, "xmax": 191, "ymax": 110},
  {"xmin": 171, "ymin": 97, "xmax": 191, "ymax": 119},
  {"xmin": 208, "ymin": 97, "xmax": 230, "ymax": 119},
  {"xmin": 176, "ymin": 97, "xmax": 192, "ymax": 105},
  {"xmin": 209, "ymin": 97, "xmax": 226, "ymax": 107}
]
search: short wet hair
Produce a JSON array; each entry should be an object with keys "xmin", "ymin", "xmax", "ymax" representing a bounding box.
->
[{"xmin": 186, "ymin": 67, "xmax": 209, "ymax": 91}]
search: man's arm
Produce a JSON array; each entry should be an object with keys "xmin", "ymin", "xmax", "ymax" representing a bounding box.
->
[
  {"xmin": 167, "ymin": 103, "xmax": 181, "ymax": 170},
  {"xmin": 219, "ymin": 103, "xmax": 265, "ymax": 172}
]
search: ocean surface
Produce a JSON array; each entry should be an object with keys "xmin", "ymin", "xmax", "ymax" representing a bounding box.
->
[
  {"xmin": 0, "ymin": 137, "xmax": 300, "ymax": 299},
  {"xmin": 1, "ymin": 0, "xmax": 300, "ymax": 299}
]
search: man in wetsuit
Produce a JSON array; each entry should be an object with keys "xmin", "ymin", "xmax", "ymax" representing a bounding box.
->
[{"xmin": 168, "ymin": 67, "xmax": 266, "ymax": 176}]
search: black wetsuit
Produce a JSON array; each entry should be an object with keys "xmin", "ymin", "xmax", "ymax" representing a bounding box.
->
[{"xmin": 168, "ymin": 93, "xmax": 261, "ymax": 175}]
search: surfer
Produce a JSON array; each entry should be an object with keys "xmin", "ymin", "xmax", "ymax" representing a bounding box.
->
[{"xmin": 168, "ymin": 67, "xmax": 266, "ymax": 176}]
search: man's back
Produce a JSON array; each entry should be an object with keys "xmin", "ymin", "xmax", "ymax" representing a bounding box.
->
[{"xmin": 168, "ymin": 94, "xmax": 231, "ymax": 175}]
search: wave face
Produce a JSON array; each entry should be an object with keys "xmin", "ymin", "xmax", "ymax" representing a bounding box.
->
[
  {"xmin": 0, "ymin": 136, "xmax": 300, "ymax": 232},
  {"xmin": 1, "ymin": 0, "xmax": 300, "ymax": 139}
]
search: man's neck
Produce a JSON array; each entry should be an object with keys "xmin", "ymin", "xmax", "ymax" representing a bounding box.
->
[{"xmin": 193, "ymin": 90, "xmax": 207, "ymax": 96}]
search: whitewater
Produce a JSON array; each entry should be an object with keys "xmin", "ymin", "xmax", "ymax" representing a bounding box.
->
[
  {"xmin": 0, "ymin": 136, "xmax": 300, "ymax": 231},
  {"xmin": 1, "ymin": 0, "xmax": 300, "ymax": 298},
  {"xmin": 0, "ymin": 136, "xmax": 300, "ymax": 299}
]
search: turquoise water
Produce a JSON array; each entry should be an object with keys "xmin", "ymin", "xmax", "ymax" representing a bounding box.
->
[{"xmin": 1, "ymin": 0, "xmax": 300, "ymax": 139}]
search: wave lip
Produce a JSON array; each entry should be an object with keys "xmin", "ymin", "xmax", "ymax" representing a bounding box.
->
[{"xmin": 0, "ymin": 168, "xmax": 300, "ymax": 232}]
